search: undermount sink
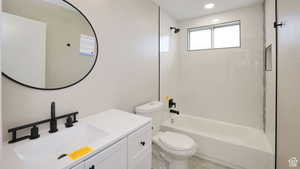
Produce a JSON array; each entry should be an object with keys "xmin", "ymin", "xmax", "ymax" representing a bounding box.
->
[{"xmin": 14, "ymin": 123, "xmax": 108, "ymax": 168}]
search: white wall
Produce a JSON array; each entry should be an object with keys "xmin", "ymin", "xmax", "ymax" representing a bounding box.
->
[
  {"xmin": 159, "ymin": 9, "xmax": 179, "ymax": 120},
  {"xmin": 2, "ymin": 0, "xmax": 159, "ymax": 141},
  {"xmin": 277, "ymin": 0, "xmax": 300, "ymax": 168},
  {"xmin": 3, "ymin": 0, "xmax": 97, "ymax": 88},
  {"xmin": 2, "ymin": 13, "xmax": 46, "ymax": 88},
  {"xmin": 177, "ymin": 4, "xmax": 264, "ymax": 129},
  {"xmin": 264, "ymin": 0, "xmax": 276, "ymax": 153},
  {"xmin": 0, "ymin": 0, "xmax": 3, "ymax": 145}
]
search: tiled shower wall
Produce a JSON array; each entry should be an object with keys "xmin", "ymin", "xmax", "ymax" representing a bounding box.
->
[{"xmin": 176, "ymin": 4, "xmax": 265, "ymax": 129}]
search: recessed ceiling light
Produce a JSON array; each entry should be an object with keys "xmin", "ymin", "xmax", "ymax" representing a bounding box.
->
[
  {"xmin": 212, "ymin": 19, "xmax": 220, "ymax": 22},
  {"xmin": 204, "ymin": 3, "xmax": 215, "ymax": 9}
]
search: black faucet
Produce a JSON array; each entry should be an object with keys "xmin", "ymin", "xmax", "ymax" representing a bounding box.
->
[
  {"xmin": 170, "ymin": 109, "xmax": 180, "ymax": 115},
  {"xmin": 29, "ymin": 125, "xmax": 40, "ymax": 140},
  {"xmin": 49, "ymin": 102, "xmax": 58, "ymax": 133},
  {"xmin": 8, "ymin": 102, "xmax": 79, "ymax": 144}
]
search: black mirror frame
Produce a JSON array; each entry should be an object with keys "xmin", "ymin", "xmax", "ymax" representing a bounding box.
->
[{"xmin": 1, "ymin": 0, "xmax": 99, "ymax": 91}]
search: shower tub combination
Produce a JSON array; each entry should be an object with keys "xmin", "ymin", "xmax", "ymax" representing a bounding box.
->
[{"xmin": 160, "ymin": 114, "xmax": 274, "ymax": 169}]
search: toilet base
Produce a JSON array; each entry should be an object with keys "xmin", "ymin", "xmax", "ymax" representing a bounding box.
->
[{"xmin": 153, "ymin": 146, "xmax": 189, "ymax": 169}]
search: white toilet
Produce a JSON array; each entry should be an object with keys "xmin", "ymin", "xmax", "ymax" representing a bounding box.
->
[{"xmin": 135, "ymin": 101, "xmax": 197, "ymax": 169}]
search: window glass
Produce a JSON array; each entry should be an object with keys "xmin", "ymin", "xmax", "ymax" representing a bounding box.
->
[
  {"xmin": 188, "ymin": 21, "xmax": 241, "ymax": 51},
  {"xmin": 189, "ymin": 29, "xmax": 212, "ymax": 50},
  {"xmin": 214, "ymin": 24, "xmax": 240, "ymax": 48}
]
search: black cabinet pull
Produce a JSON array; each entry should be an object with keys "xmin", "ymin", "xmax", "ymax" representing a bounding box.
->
[{"xmin": 140, "ymin": 141, "xmax": 146, "ymax": 146}]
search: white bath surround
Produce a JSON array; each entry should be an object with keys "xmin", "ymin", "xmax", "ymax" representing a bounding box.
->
[
  {"xmin": 159, "ymin": 8, "xmax": 180, "ymax": 109},
  {"xmin": 176, "ymin": 4, "xmax": 265, "ymax": 129},
  {"xmin": 161, "ymin": 114, "xmax": 274, "ymax": 169},
  {"xmin": 158, "ymin": 3, "xmax": 275, "ymax": 169}
]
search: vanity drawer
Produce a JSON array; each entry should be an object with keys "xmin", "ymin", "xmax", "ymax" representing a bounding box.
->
[{"xmin": 128, "ymin": 123, "xmax": 152, "ymax": 159}]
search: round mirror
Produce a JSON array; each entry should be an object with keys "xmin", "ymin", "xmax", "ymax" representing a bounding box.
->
[{"xmin": 2, "ymin": 0, "xmax": 98, "ymax": 90}]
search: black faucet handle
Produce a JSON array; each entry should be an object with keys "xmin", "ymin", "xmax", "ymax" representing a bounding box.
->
[
  {"xmin": 169, "ymin": 98, "xmax": 177, "ymax": 108},
  {"xmin": 29, "ymin": 125, "xmax": 40, "ymax": 140},
  {"xmin": 65, "ymin": 116, "xmax": 74, "ymax": 128}
]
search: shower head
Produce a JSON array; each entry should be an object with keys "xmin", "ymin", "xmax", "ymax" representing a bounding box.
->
[{"xmin": 170, "ymin": 27, "xmax": 180, "ymax": 34}]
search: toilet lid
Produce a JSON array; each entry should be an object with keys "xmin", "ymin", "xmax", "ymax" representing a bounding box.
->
[{"xmin": 159, "ymin": 132, "xmax": 195, "ymax": 151}]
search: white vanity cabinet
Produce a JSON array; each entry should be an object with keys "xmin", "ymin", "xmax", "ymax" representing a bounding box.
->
[
  {"xmin": 71, "ymin": 163, "xmax": 85, "ymax": 169},
  {"xmin": 70, "ymin": 138, "xmax": 127, "ymax": 169},
  {"xmin": 85, "ymin": 138, "xmax": 127, "ymax": 169},
  {"xmin": 127, "ymin": 124, "xmax": 152, "ymax": 169},
  {"xmin": 71, "ymin": 123, "xmax": 152, "ymax": 169},
  {"xmin": 0, "ymin": 110, "xmax": 152, "ymax": 169}
]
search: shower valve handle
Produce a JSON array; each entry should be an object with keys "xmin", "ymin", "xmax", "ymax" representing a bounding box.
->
[{"xmin": 169, "ymin": 99, "xmax": 177, "ymax": 108}]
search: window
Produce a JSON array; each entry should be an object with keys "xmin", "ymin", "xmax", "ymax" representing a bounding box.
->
[
  {"xmin": 188, "ymin": 21, "xmax": 241, "ymax": 50},
  {"xmin": 189, "ymin": 28, "xmax": 212, "ymax": 50}
]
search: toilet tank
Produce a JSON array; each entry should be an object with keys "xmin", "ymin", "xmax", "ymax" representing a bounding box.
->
[{"xmin": 135, "ymin": 101, "xmax": 164, "ymax": 135}]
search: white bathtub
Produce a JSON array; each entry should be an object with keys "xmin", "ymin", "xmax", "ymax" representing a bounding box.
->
[{"xmin": 160, "ymin": 114, "xmax": 274, "ymax": 169}]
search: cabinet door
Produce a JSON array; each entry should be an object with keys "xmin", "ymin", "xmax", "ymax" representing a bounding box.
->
[
  {"xmin": 130, "ymin": 147, "xmax": 151, "ymax": 169},
  {"xmin": 71, "ymin": 162, "xmax": 85, "ymax": 169},
  {"xmin": 85, "ymin": 138, "xmax": 127, "ymax": 169},
  {"xmin": 128, "ymin": 124, "xmax": 152, "ymax": 169}
]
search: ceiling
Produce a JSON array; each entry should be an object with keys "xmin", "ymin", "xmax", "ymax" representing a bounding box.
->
[{"xmin": 156, "ymin": 0, "xmax": 264, "ymax": 20}]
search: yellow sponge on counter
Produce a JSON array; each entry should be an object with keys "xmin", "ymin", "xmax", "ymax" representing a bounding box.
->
[{"xmin": 67, "ymin": 147, "xmax": 93, "ymax": 160}]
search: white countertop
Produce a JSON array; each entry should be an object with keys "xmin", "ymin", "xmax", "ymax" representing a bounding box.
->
[{"xmin": 0, "ymin": 109, "xmax": 151, "ymax": 169}]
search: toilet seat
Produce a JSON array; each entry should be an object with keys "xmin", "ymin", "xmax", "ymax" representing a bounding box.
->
[
  {"xmin": 153, "ymin": 131, "xmax": 196, "ymax": 158},
  {"xmin": 158, "ymin": 132, "xmax": 195, "ymax": 151},
  {"xmin": 152, "ymin": 131, "xmax": 197, "ymax": 169}
]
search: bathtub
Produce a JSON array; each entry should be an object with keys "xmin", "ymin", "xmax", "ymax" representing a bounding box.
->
[{"xmin": 160, "ymin": 114, "xmax": 274, "ymax": 169}]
